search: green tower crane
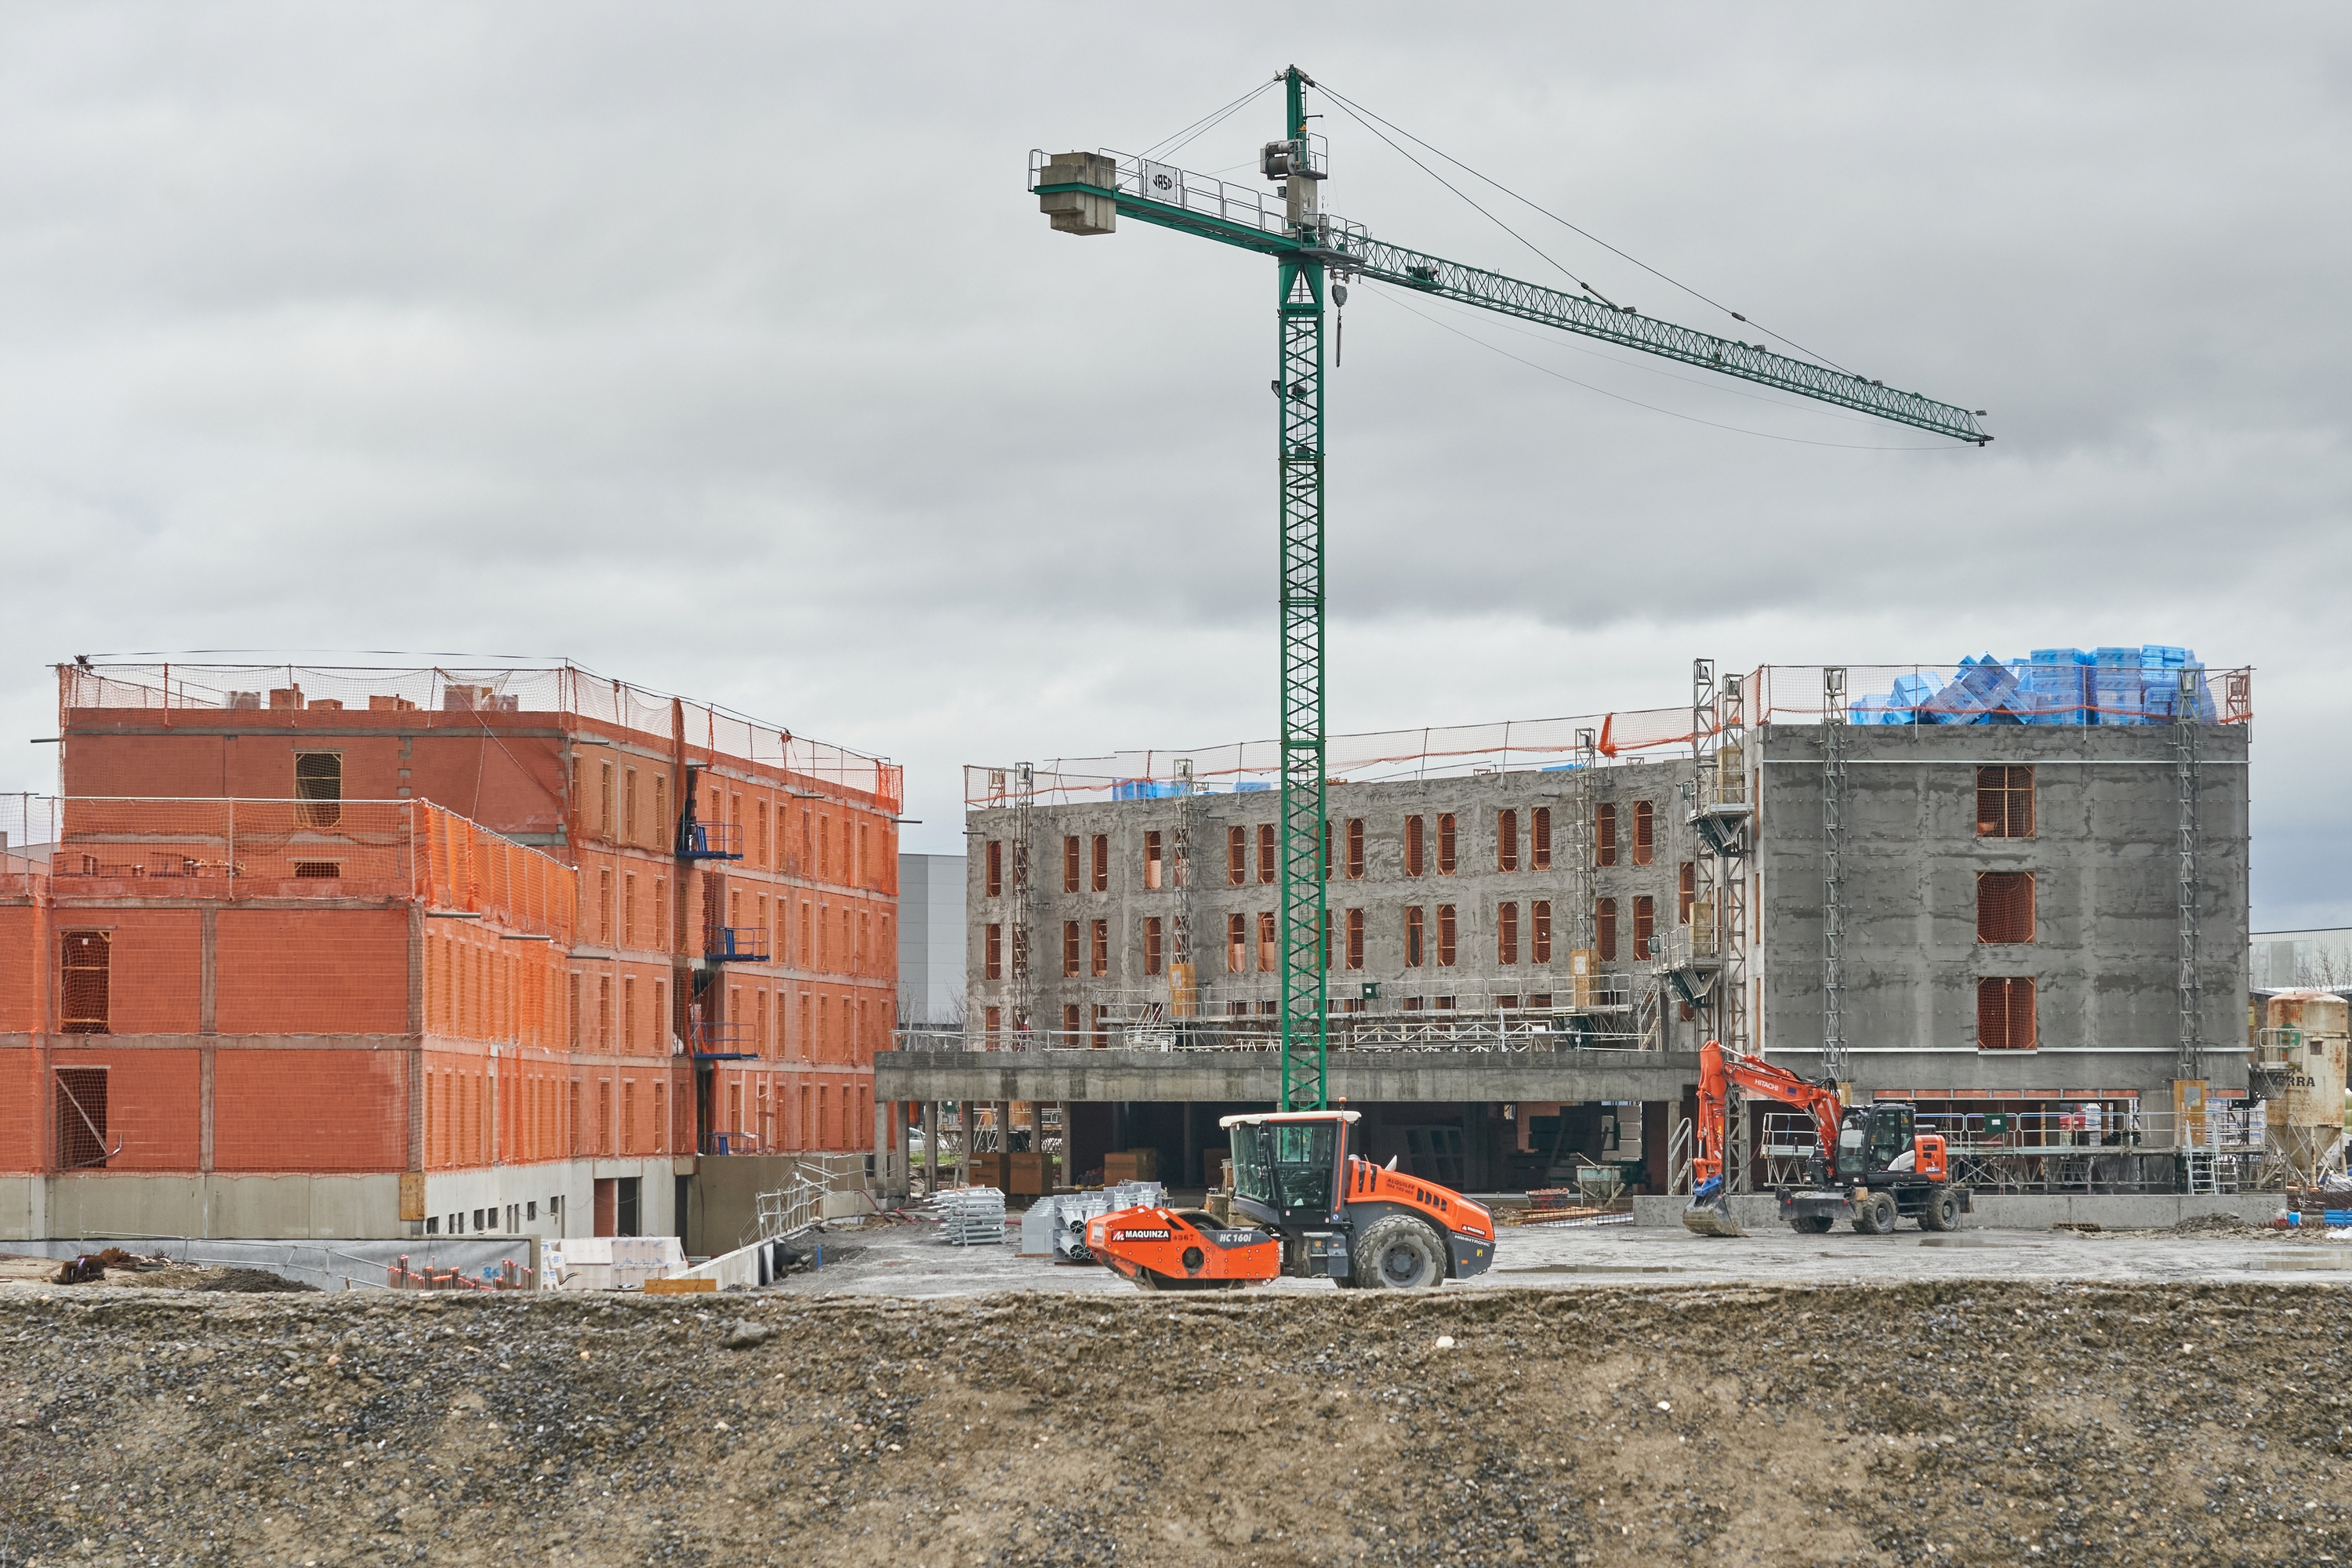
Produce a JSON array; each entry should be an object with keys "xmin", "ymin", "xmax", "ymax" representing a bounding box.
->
[{"xmin": 1031, "ymin": 67, "xmax": 1988, "ymax": 1112}]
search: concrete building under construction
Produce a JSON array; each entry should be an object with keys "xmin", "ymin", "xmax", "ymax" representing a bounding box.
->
[
  {"xmin": 1, "ymin": 660, "xmax": 902, "ymax": 1243},
  {"xmin": 880, "ymin": 655, "xmax": 2255, "ymax": 1196}
]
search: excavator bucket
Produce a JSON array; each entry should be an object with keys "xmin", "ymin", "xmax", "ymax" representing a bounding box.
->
[{"xmin": 1681, "ymin": 1196, "xmax": 1745, "ymax": 1238}]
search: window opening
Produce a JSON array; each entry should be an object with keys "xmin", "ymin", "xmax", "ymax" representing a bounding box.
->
[
  {"xmin": 1258, "ymin": 911, "xmax": 1277, "ymax": 973},
  {"xmin": 1145, "ymin": 916, "xmax": 1163, "ymax": 975},
  {"xmin": 1976, "ymin": 765, "xmax": 2035, "ymax": 838},
  {"xmin": 1091, "ymin": 834, "xmax": 1109, "ymax": 893},
  {"xmin": 1091, "ymin": 919, "xmax": 1109, "ymax": 978},
  {"xmin": 1632, "ymin": 895, "xmax": 1655, "ymax": 960},
  {"xmin": 1531, "ymin": 899, "xmax": 1552, "ymax": 964},
  {"xmin": 1632, "ymin": 801, "xmax": 1655, "ymax": 866},
  {"xmin": 1977, "ymin": 872, "xmax": 2036, "ymax": 944},
  {"xmin": 1345, "ymin": 907, "xmax": 1364, "ymax": 970},
  {"xmin": 1404, "ymin": 815, "xmax": 1425, "ymax": 877},
  {"xmin": 55, "ymin": 1067, "xmax": 109, "ymax": 1169},
  {"xmin": 294, "ymin": 753, "xmax": 343, "ymax": 828},
  {"xmin": 1228, "ymin": 913, "xmax": 1247, "ymax": 974},
  {"xmin": 1595, "ymin": 802, "xmax": 1617, "ymax": 867},
  {"xmin": 1497, "ymin": 902, "xmax": 1519, "ymax": 965},
  {"xmin": 292, "ymin": 861, "xmax": 341, "ymax": 880},
  {"xmin": 60, "ymin": 931, "xmax": 109, "ymax": 1034},
  {"xmin": 1062, "ymin": 920, "xmax": 1080, "ymax": 978},
  {"xmin": 1531, "ymin": 806, "xmax": 1552, "ymax": 869},
  {"xmin": 1405, "ymin": 906, "xmax": 1425, "ymax": 967},
  {"xmin": 1436, "ymin": 904, "xmax": 1457, "ymax": 967},
  {"xmin": 1227, "ymin": 826, "xmax": 1247, "ymax": 886},
  {"xmin": 1596, "ymin": 898, "xmax": 1618, "ymax": 963},
  {"xmin": 1436, "ymin": 814, "xmax": 1457, "ymax": 874},
  {"xmin": 1497, "ymin": 809, "xmax": 1519, "ymax": 872},
  {"xmin": 1346, "ymin": 818, "xmax": 1365, "ymax": 880},
  {"xmin": 985, "ymin": 840, "xmax": 1003, "ymax": 898},
  {"xmin": 1679, "ymin": 862, "xmax": 1696, "ymax": 924},
  {"xmin": 985, "ymin": 924, "xmax": 1004, "ymax": 981},
  {"xmin": 1145, "ymin": 830, "xmax": 1163, "ymax": 891},
  {"xmin": 1063, "ymin": 836, "xmax": 1080, "ymax": 893},
  {"xmin": 1979, "ymin": 977, "xmax": 2037, "ymax": 1051},
  {"xmin": 1258, "ymin": 823, "xmax": 1277, "ymax": 884}
]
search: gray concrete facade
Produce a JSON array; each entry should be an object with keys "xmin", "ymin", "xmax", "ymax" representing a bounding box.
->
[
  {"xmin": 1755, "ymin": 723, "xmax": 2250, "ymax": 1095},
  {"xmin": 937, "ymin": 720, "xmax": 2249, "ymax": 1108}
]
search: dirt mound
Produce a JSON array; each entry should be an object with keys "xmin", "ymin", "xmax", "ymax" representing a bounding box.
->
[{"xmin": 1, "ymin": 1281, "xmax": 2347, "ymax": 1566}]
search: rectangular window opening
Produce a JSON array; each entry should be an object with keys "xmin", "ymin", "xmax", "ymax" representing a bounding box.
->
[
  {"xmin": 1257, "ymin": 824, "xmax": 1277, "ymax": 885},
  {"xmin": 1632, "ymin": 800, "xmax": 1655, "ymax": 866},
  {"xmin": 1977, "ymin": 872, "xmax": 2036, "ymax": 944},
  {"xmin": 1595, "ymin": 802, "xmax": 1617, "ymax": 867},
  {"xmin": 1436, "ymin": 814, "xmax": 1457, "ymax": 874},
  {"xmin": 1405, "ymin": 906, "xmax": 1425, "ymax": 968},
  {"xmin": 1632, "ymin": 895, "xmax": 1656, "ymax": 960},
  {"xmin": 1531, "ymin": 806, "xmax": 1552, "ymax": 870},
  {"xmin": 60, "ymin": 931, "xmax": 109, "ymax": 1035},
  {"xmin": 1404, "ymin": 815, "xmax": 1425, "ymax": 877},
  {"xmin": 1227, "ymin": 826, "xmax": 1247, "ymax": 887},
  {"xmin": 1596, "ymin": 898, "xmax": 1618, "ymax": 964},
  {"xmin": 294, "ymin": 753, "xmax": 343, "ymax": 828},
  {"xmin": 1497, "ymin": 809, "xmax": 1519, "ymax": 873},
  {"xmin": 1497, "ymin": 902, "xmax": 1519, "ymax": 966},
  {"xmin": 55, "ymin": 1067, "xmax": 108, "ymax": 1169},
  {"xmin": 1977, "ymin": 765, "xmax": 2036, "ymax": 838},
  {"xmin": 1979, "ymin": 977, "xmax": 2038, "ymax": 1051},
  {"xmin": 1144, "ymin": 829, "xmax": 1163, "ymax": 891},
  {"xmin": 1531, "ymin": 899, "xmax": 1552, "ymax": 964},
  {"xmin": 1345, "ymin": 818, "xmax": 1365, "ymax": 880},
  {"xmin": 1091, "ymin": 834, "xmax": 1109, "ymax": 893},
  {"xmin": 1436, "ymin": 904, "xmax": 1457, "ymax": 967}
]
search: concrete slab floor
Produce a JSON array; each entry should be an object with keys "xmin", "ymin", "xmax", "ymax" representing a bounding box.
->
[{"xmin": 774, "ymin": 1215, "xmax": 2352, "ymax": 1299}]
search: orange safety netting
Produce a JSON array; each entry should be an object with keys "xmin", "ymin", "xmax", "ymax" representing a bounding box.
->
[
  {"xmin": 59, "ymin": 661, "xmax": 902, "ymax": 814},
  {"xmin": 965, "ymin": 662, "xmax": 2254, "ymax": 804}
]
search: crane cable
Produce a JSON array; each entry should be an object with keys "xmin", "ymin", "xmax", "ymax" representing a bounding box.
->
[
  {"xmin": 1138, "ymin": 78, "xmax": 1278, "ymax": 164},
  {"xmin": 1314, "ymin": 79, "xmax": 1859, "ymax": 377}
]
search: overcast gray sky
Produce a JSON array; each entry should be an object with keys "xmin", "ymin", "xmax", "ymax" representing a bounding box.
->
[{"xmin": 2, "ymin": 4, "xmax": 2346, "ymax": 926}]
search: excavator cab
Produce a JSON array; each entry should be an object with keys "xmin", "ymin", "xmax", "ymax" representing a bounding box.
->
[{"xmin": 1824, "ymin": 1102, "xmax": 1915, "ymax": 1182}]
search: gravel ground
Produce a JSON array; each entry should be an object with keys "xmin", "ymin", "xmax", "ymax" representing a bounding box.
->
[{"xmin": 3, "ymin": 1278, "xmax": 2351, "ymax": 1567}]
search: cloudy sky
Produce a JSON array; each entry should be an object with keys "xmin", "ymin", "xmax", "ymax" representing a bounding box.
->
[{"xmin": 1, "ymin": 5, "xmax": 2346, "ymax": 926}]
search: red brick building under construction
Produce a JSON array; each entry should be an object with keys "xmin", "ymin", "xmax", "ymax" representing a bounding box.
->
[{"xmin": 0, "ymin": 661, "xmax": 902, "ymax": 1244}]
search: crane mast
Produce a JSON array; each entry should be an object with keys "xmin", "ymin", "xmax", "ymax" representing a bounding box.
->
[{"xmin": 1032, "ymin": 67, "xmax": 1987, "ymax": 1110}]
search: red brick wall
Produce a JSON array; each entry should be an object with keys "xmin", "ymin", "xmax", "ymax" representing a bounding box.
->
[
  {"xmin": 216, "ymin": 907, "xmax": 409, "ymax": 1035},
  {"xmin": 215, "ymin": 1047, "xmax": 407, "ymax": 1172}
]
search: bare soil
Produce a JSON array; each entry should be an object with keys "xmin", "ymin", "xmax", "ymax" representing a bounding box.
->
[{"xmin": 1, "ymin": 1280, "xmax": 2348, "ymax": 1566}]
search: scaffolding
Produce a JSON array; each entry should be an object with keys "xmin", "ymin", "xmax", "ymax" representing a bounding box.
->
[
  {"xmin": 1820, "ymin": 666, "xmax": 1849, "ymax": 1083},
  {"xmin": 961, "ymin": 661, "xmax": 2253, "ymax": 808},
  {"xmin": 62, "ymin": 661, "xmax": 902, "ymax": 814}
]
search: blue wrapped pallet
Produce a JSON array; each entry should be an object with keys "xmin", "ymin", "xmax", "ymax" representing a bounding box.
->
[
  {"xmin": 2024, "ymin": 648, "xmax": 2092, "ymax": 725},
  {"xmin": 1112, "ymin": 779, "xmax": 1181, "ymax": 801}
]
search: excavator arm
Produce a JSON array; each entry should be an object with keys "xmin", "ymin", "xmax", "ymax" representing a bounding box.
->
[{"xmin": 1684, "ymin": 1039, "xmax": 1845, "ymax": 1236}]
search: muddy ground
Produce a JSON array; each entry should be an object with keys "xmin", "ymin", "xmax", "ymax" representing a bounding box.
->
[{"xmin": 2, "ymin": 1280, "xmax": 2349, "ymax": 1568}]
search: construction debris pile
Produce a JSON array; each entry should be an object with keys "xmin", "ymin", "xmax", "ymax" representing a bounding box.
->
[{"xmin": 3, "ymin": 1281, "xmax": 2347, "ymax": 1566}]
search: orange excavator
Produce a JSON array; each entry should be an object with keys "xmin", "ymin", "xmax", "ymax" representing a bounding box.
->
[
  {"xmin": 1087, "ymin": 1109, "xmax": 1497, "ymax": 1290},
  {"xmin": 1682, "ymin": 1040, "xmax": 1970, "ymax": 1237}
]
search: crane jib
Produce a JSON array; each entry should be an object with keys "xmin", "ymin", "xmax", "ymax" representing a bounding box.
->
[{"xmin": 1033, "ymin": 169, "xmax": 1990, "ymax": 446}]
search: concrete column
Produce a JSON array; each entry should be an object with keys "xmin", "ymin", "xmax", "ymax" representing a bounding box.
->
[{"xmin": 925, "ymin": 1100, "xmax": 939, "ymax": 1194}]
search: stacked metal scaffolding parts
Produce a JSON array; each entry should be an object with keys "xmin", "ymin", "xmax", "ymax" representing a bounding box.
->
[
  {"xmin": 1017, "ymin": 1181, "xmax": 1167, "ymax": 1261},
  {"xmin": 931, "ymin": 1185, "xmax": 1009, "ymax": 1246}
]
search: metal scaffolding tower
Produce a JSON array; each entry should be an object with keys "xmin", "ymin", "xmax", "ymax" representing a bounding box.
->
[
  {"xmin": 2175, "ymin": 667, "xmax": 2203, "ymax": 1083},
  {"xmin": 1821, "ymin": 666, "xmax": 1849, "ymax": 1083}
]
